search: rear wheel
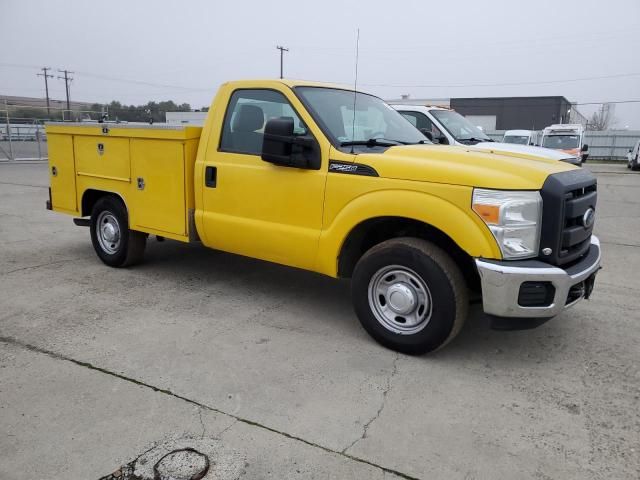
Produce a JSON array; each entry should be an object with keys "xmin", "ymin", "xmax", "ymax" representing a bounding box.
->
[
  {"xmin": 90, "ymin": 196, "xmax": 146, "ymax": 267},
  {"xmin": 351, "ymin": 238, "xmax": 468, "ymax": 354}
]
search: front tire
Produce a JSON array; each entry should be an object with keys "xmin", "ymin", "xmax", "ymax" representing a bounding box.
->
[
  {"xmin": 351, "ymin": 238, "xmax": 468, "ymax": 354},
  {"xmin": 90, "ymin": 196, "xmax": 146, "ymax": 267}
]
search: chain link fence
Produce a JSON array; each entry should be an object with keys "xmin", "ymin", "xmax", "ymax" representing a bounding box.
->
[
  {"xmin": 0, "ymin": 103, "xmax": 105, "ymax": 162},
  {"xmin": 486, "ymin": 130, "xmax": 640, "ymax": 161}
]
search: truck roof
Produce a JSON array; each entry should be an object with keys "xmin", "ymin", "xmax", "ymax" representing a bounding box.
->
[
  {"xmin": 390, "ymin": 104, "xmax": 449, "ymax": 111},
  {"xmin": 504, "ymin": 130, "xmax": 534, "ymax": 136},
  {"xmin": 543, "ymin": 124, "xmax": 584, "ymax": 134},
  {"xmin": 223, "ymin": 78, "xmax": 356, "ymax": 91}
]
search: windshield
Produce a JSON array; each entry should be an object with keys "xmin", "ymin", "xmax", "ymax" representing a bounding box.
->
[
  {"xmin": 429, "ymin": 110, "xmax": 491, "ymax": 144},
  {"xmin": 542, "ymin": 135, "xmax": 580, "ymax": 150},
  {"xmin": 503, "ymin": 135, "xmax": 529, "ymax": 145},
  {"xmin": 295, "ymin": 87, "xmax": 427, "ymax": 148},
  {"xmin": 431, "ymin": 110, "xmax": 491, "ymax": 144}
]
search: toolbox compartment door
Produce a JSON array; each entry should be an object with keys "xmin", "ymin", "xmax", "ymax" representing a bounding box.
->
[
  {"xmin": 74, "ymin": 136, "xmax": 130, "ymax": 181},
  {"xmin": 48, "ymin": 133, "xmax": 77, "ymax": 213},
  {"xmin": 130, "ymin": 139, "xmax": 186, "ymax": 236}
]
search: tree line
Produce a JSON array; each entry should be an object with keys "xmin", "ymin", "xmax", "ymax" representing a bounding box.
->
[{"xmin": 5, "ymin": 100, "xmax": 208, "ymax": 123}]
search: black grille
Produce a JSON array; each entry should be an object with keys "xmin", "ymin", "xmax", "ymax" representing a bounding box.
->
[{"xmin": 539, "ymin": 169, "xmax": 597, "ymax": 266}]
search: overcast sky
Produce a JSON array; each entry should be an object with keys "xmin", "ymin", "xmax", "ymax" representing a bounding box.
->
[{"xmin": 2, "ymin": 0, "xmax": 639, "ymax": 127}]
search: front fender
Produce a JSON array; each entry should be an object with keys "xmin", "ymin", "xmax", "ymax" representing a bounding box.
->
[{"xmin": 316, "ymin": 188, "xmax": 501, "ymax": 277}]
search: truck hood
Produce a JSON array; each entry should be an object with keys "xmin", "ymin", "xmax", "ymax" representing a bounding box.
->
[
  {"xmin": 356, "ymin": 144, "xmax": 576, "ymax": 190},
  {"xmin": 470, "ymin": 141, "xmax": 579, "ymax": 162}
]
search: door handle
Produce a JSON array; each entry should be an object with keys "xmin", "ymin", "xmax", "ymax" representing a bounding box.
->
[{"xmin": 205, "ymin": 166, "xmax": 217, "ymax": 188}]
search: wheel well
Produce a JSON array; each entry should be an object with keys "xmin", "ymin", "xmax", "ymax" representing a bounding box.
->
[
  {"xmin": 81, "ymin": 189, "xmax": 125, "ymax": 217},
  {"xmin": 337, "ymin": 217, "xmax": 480, "ymax": 291}
]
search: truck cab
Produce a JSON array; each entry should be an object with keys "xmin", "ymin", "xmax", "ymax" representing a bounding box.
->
[
  {"xmin": 46, "ymin": 80, "xmax": 601, "ymax": 354},
  {"xmin": 393, "ymin": 105, "xmax": 582, "ymax": 166},
  {"xmin": 541, "ymin": 124, "xmax": 589, "ymax": 163}
]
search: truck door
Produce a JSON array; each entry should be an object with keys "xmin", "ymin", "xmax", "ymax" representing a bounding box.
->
[{"xmin": 200, "ymin": 88, "xmax": 327, "ymax": 270}]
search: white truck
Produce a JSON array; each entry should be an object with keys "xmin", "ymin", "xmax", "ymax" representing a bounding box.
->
[
  {"xmin": 393, "ymin": 105, "xmax": 582, "ymax": 166},
  {"xmin": 541, "ymin": 124, "xmax": 589, "ymax": 163},
  {"xmin": 503, "ymin": 129, "xmax": 539, "ymax": 146}
]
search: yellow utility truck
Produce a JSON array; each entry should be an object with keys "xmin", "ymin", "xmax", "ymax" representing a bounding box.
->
[{"xmin": 46, "ymin": 80, "xmax": 601, "ymax": 354}]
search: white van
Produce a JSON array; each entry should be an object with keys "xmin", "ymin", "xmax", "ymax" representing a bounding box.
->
[
  {"xmin": 503, "ymin": 130, "xmax": 539, "ymax": 146},
  {"xmin": 541, "ymin": 124, "xmax": 588, "ymax": 163}
]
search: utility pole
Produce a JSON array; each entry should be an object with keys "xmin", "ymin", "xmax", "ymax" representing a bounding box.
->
[
  {"xmin": 36, "ymin": 67, "xmax": 54, "ymax": 117},
  {"xmin": 276, "ymin": 45, "xmax": 289, "ymax": 79},
  {"xmin": 57, "ymin": 69, "xmax": 74, "ymax": 120}
]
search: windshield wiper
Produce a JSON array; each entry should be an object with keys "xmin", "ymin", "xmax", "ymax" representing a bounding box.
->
[
  {"xmin": 340, "ymin": 138, "xmax": 404, "ymax": 147},
  {"xmin": 458, "ymin": 137, "xmax": 491, "ymax": 145}
]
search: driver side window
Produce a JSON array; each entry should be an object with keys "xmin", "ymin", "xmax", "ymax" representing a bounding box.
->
[
  {"xmin": 400, "ymin": 111, "xmax": 444, "ymax": 142},
  {"xmin": 220, "ymin": 89, "xmax": 308, "ymax": 156}
]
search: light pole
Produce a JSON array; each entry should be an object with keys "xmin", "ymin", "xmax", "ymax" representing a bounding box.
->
[{"xmin": 276, "ymin": 45, "xmax": 289, "ymax": 79}]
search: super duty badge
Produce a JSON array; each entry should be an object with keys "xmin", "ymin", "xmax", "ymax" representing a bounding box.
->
[{"xmin": 329, "ymin": 161, "xmax": 378, "ymax": 177}]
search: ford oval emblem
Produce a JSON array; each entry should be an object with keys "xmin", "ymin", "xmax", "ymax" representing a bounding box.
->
[{"xmin": 582, "ymin": 208, "xmax": 595, "ymax": 228}]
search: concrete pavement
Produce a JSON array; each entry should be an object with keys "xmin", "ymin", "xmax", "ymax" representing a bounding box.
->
[{"xmin": 1, "ymin": 162, "xmax": 638, "ymax": 479}]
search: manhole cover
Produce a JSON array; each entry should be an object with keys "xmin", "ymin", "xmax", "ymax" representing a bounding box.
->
[{"xmin": 153, "ymin": 448, "xmax": 209, "ymax": 480}]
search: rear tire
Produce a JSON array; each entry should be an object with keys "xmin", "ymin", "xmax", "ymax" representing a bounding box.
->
[
  {"xmin": 351, "ymin": 238, "xmax": 468, "ymax": 355},
  {"xmin": 90, "ymin": 196, "xmax": 146, "ymax": 267}
]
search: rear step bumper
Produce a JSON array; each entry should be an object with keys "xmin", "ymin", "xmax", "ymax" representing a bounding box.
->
[{"xmin": 73, "ymin": 218, "xmax": 91, "ymax": 227}]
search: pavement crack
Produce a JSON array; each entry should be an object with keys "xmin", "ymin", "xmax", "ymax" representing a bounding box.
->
[
  {"xmin": 342, "ymin": 353, "xmax": 400, "ymax": 454},
  {"xmin": 0, "ymin": 181, "xmax": 49, "ymax": 189},
  {"xmin": 0, "ymin": 336, "xmax": 420, "ymax": 480},
  {"xmin": 1, "ymin": 258, "xmax": 77, "ymax": 276},
  {"xmin": 215, "ymin": 418, "xmax": 239, "ymax": 439},
  {"xmin": 197, "ymin": 408, "xmax": 207, "ymax": 439}
]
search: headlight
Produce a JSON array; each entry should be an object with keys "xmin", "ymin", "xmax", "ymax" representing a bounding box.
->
[{"xmin": 472, "ymin": 189, "xmax": 542, "ymax": 259}]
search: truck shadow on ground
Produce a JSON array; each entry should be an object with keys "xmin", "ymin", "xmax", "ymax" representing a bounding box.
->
[{"xmin": 69, "ymin": 237, "xmax": 577, "ymax": 362}]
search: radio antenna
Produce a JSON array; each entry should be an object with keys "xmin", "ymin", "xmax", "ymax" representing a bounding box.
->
[{"xmin": 350, "ymin": 28, "xmax": 360, "ymax": 154}]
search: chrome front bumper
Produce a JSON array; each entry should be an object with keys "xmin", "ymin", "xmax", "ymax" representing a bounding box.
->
[{"xmin": 475, "ymin": 236, "xmax": 601, "ymax": 319}]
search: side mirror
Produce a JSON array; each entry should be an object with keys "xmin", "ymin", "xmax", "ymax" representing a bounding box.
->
[
  {"xmin": 436, "ymin": 135, "xmax": 449, "ymax": 145},
  {"xmin": 419, "ymin": 128, "xmax": 433, "ymax": 142},
  {"xmin": 581, "ymin": 144, "xmax": 589, "ymax": 152},
  {"xmin": 261, "ymin": 117, "xmax": 321, "ymax": 170}
]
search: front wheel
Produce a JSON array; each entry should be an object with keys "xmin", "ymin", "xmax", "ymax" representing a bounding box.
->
[
  {"xmin": 351, "ymin": 238, "xmax": 468, "ymax": 354},
  {"xmin": 90, "ymin": 196, "xmax": 146, "ymax": 267}
]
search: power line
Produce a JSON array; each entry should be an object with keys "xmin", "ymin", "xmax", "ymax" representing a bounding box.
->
[
  {"xmin": 36, "ymin": 67, "xmax": 53, "ymax": 116},
  {"xmin": 73, "ymin": 71, "xmax": 210, "ymax": 91},
  {"xmin": 362, "ymin": 72, "xmax": 640, "ymax": 89}
]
